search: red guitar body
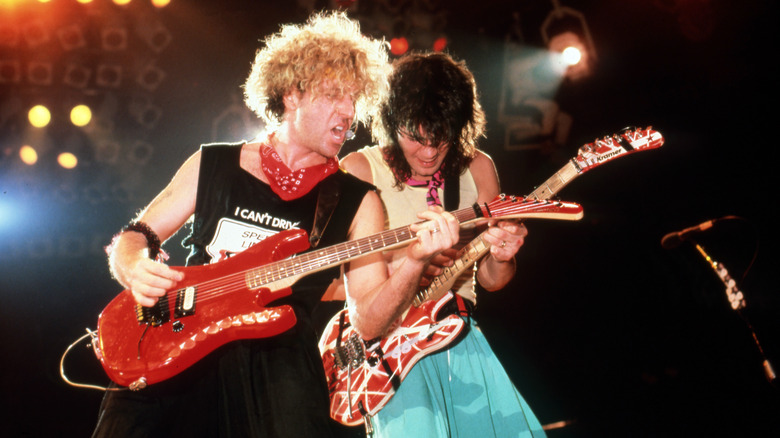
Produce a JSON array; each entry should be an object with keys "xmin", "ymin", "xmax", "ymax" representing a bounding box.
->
[
  {"xmin": 93, "ymin": 229, "xmax": 309, "ymax": 388},
  {"xmin": 319, "ymin": 292, "xmax": 464, "ymax": 426}
]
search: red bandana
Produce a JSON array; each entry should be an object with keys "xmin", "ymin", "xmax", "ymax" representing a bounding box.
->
[
  {"xmin": 260, "ymin": 144, "xmax": 339, "ymax": 201},
  {"xmin": 406, "ymin": 170, "xmax": 444, "ymax": 206}
]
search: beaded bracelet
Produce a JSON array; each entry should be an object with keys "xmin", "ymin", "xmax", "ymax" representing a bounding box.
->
[{"xmin": 120, "ymin": 221, "xmax": 162, "ymax": 260}]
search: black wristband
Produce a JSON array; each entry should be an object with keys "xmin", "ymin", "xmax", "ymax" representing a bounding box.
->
[{"xmin": 122, "ymin": 221, "xmax": 161, "ymax": 260}]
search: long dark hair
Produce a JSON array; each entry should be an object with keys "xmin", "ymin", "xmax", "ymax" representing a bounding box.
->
[{"xmin": 373, "ymin": 52, "xmax": 486, "ymax": 187}]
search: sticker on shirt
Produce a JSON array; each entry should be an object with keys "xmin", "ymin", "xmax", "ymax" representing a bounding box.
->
[{"xmin": 205, "ymin": 217, "xmax": 283, "ymax": 263}]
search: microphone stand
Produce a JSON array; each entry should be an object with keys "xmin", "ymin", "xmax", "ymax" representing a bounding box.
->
[{"xmin": 692, "ymin": 241, "xmax": 776, "ymax": 383}]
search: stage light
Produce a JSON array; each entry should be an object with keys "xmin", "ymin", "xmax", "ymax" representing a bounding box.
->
[
  {"xmin": 96, "ymin": 64, "xmax": 122, "ymax": 88},
  {"xmin": 63, "ymin": 64, "xmax": 91, "ymax": 89},
  {"xmin": 28, "ymin": 105, "xmax": 51, "ymax": 128},
  {"xmin": 57, "ymin": 24, "xmax": 86, "ymax": 51},
  {"xmin": 562, "ymin": 46, "xmax": 582, "ymax": 66},
  {"xmin": 432, "ymin": 36, "xmax": 447, "ymax": 52},
  {"xmin": 136, "ymin": 21, "xmax": 172, "ymax": 53},
  {"xmin": 136, "ymin": 63, "xmax": 166, "ymax": 91},
  {"xmin": 132, "ymin": 102, "xmax": 162, "ymax": 129},
  {"xmin": 101, "ymin": 27, "xmax": 127, "ymax": 51},
  {"xmin": 27, "ymin": 61, "xmax": 53, "ymax": 86},
  {"xmin": 70, "ymin": 104, "xmax": 92, "ymax": 127},
  {"xmin": 113, "ymin": 0, "xmax": 132, "ymax": 5},
  {"xmin": 57, "ymin": 152, "xmax": 78, "ymax": 169},
  {"xmin": 23, "ymin": 20, "xmax": 49, "ymax": 47},
  {"xmin": 389, "ymin": 37, "xmax": 408, "ymax": 56},
  {"xmin": 0, "ymin": 59, "xmax": 21, "ymax": 84},
  {"xmin": 19, "ymin": 145, "xmax": 38, "ymax": 165},
  {"xmin": 541, "ymin": 1, "xmax": 596, "ymax": 80},
  {"xmin": 151, "ymin": 0, "xmax": 171, "ymax": 7}
]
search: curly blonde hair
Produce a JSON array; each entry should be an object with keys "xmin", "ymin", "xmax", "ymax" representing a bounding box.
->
[{"xmin": 243, "ymin": 11, "xmax": 390, "ymax": 129}]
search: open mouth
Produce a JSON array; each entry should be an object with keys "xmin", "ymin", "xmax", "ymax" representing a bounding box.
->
[{"xmin": 331, "ymin": 125, "xmax": 355, "ymax": 141}]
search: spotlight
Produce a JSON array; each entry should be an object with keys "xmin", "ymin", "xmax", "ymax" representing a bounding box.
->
[
  {"xmin": 57, "ymin": 152, "xmax": 78, "ymax": 169},
  {"xmin": 541, "ymin": 1, "xmax": 596, "ymax": 80},
  {"xmin": 63, "ymin": 64, "xmax": 91, "ymax": 89},
  {"xmin": 70, "ymin": 104, "xmax": 92, "ymax": 127},
  {"xmin": 19, "ymin": 145, "xmax": 38, "ymax": 165},
  {"xmin": 27, "ymin": 61, "xmax": 53, "ymax": 86},
  {"xmin": 96, "ymin": 64, "xmax": 122, "ymax": 88},
  {"xmin": 28, "ymin": 105, "xmax": 51, "ymax": 128},
  {"xmin": 389, "ymin": 37, "xmax": 409, "ymax": 56},
  {"xmin": 432, "ymin": 36, "xmax": 447, "ymax": 52}
]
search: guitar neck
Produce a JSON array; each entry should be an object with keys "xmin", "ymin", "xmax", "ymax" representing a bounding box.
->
[
  {"xmin": 415, "ymin": 161, "xmax": 582, "ymax": 305},
  {"xmin": 246, "ymin": 205, "xmax": 484, "ymax": 289},
  {"xmin": 527, "ymin": 160, "xmax": 580, "ymax": 201}
]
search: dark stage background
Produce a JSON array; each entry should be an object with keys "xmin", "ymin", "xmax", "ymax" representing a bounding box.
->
[{"xmin": 1, "ymin": 0, "xmax": 778, "ymax": 436}]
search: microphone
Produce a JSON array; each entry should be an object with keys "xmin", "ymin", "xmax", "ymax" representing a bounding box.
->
[
  {"xmin": 345, "ymin": 129, "xmax": 355, "ymax": 141},
  {"xmin": 661, "ymin": 219, "xmax": 718, "ymax": 249}
]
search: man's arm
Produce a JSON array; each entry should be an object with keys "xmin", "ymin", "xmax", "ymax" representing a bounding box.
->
[
  {"xmin": 343, "ymin": 190, "xmax": 459, "ymax": 340},
  {"xmin": 470, "ymin": 150, "xmax": 527, "ymax": 291},
  {"xmin": 108, "ymin": 150, "xmax": 201, "ymax": 306}
]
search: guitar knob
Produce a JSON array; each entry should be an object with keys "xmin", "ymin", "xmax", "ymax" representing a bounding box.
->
[{"xmin": 172, "ymin": 320, "xmax": 183, "ymax": 332}]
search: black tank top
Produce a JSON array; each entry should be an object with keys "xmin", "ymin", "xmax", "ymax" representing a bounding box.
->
[{"xmin": 183, "ymin": 142, "xmax": 374, "ymax": 318}]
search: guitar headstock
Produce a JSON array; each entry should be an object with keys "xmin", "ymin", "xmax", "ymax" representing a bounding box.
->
[
  {"xmin": 574, "ymin": 126, "xmax": 664, "ymax": 174},
  {"xmin": 480, "ymin": 195, "xmax": 583, "ymax": 222}
]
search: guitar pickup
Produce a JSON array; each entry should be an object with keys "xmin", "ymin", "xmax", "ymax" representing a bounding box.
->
[{"xmin": 174, "ymin": 286, "xmax": 197, "ymax": 319}]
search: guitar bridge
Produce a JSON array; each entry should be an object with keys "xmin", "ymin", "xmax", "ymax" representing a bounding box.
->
[
  {"xmin": 334, "ymin": 332, "xmax": 365, "ymax": 370},
  {"xmin": 135, "ymin": 294, "xmax": 170, "ymax": 326}
]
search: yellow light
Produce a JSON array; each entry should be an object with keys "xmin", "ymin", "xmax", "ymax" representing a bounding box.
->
[
  {"xmin": 28, "ymin": 105, "xmax": 51, "ymax": 128},
  {"xmin": 151, "ymin": 0, "xmax": 171, "ymax": 7},
  {"xmin": 113, "ymin": 0, "xmax": 131, "ymax": 5},
  {"xmin": 76, "ymin": 0, "xmax": 93, "ymax": 4},
  {"xmin": 70, "ymin": 104, "xmax": 92, "ymax": 127},
  {"xmin": 20, "ymin": 145, "xmax": 38, "ymax": 165},
  {"xmin": 58, "ymin": 152, "xmax": 78, "ymax": 169}
]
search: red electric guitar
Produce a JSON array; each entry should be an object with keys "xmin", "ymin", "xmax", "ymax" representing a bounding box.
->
[
  {"xmin": 91, "ymin": 196, "xmax": 583, "ymax": 389},
  {"xmin": 318, "ymin": 126, "xmax": 665, "ymax": 426}
]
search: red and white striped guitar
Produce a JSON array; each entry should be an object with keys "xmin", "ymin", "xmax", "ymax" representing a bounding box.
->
[{"xmin": 318, "ymin": 126, "xmax": 665, "ymax": 426}]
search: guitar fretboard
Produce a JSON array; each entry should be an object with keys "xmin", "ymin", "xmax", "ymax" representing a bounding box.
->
[
  {"xmin": 528, "ymin": 160, "xmax": 580, "ymax": 200},
  {"xmin": 245, "ymin": 205, "xmax": 483, "ymax": 289}
]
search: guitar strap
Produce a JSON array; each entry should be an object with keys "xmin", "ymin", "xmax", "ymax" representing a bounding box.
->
[
  {"xmin": 309, "ymin": 173, "xmax": 341, "ymax": 248},
  {"xmin": 443, "ymin": 170, "xmax": 460, "ymax": 211}
]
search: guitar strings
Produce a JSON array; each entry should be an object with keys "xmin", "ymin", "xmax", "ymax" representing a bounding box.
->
[{"xmin": 155, "ymin": 200, "xmax": 540, "ymax": 306}]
